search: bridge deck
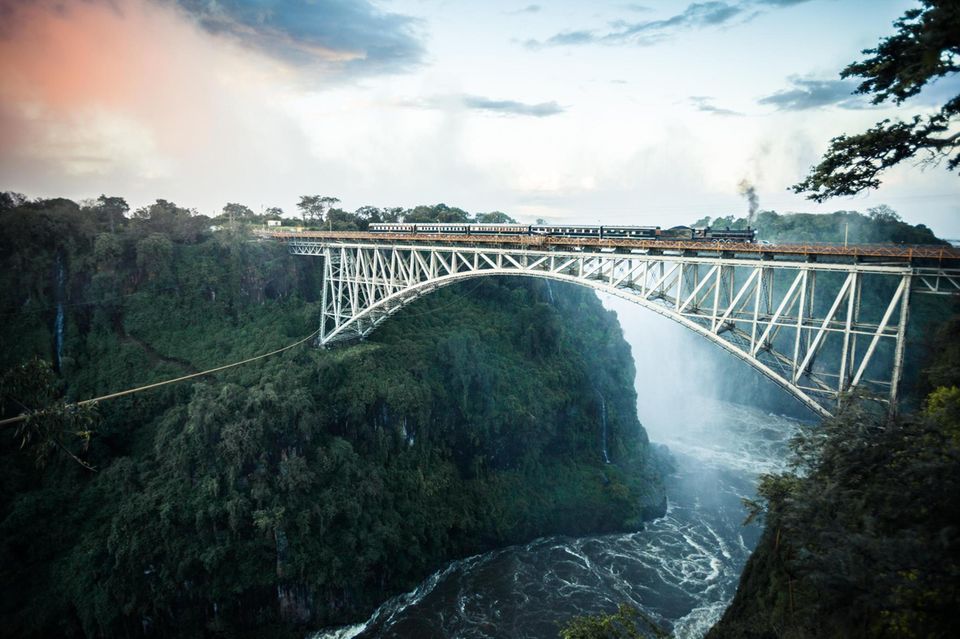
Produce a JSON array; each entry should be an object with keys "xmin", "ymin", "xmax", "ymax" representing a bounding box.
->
[{"xmin": 266, "ymin": 231, "xmax": 960, "ymax": 263}]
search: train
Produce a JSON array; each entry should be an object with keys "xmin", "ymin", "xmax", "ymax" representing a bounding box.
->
[{"xmin": 368, "ymin": 223, "xmax": 756, "ymax": 243}]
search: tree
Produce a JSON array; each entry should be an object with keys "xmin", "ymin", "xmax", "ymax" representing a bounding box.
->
[
  {"xmin": 0, "ymin": 192, "xmax": 27, "ymax": 211},
  {"xmin": 867, "ymin": 203, "xmax": 901, "ymax": 223},
  {"xmin": 354, "ymin": 205, "xmax": 383, "ymax": 223},
  {"xmin": 0, "ymin": 358, "xmax": 96, "ymax": 470},
  {"xmin": 94, "ymin": 195, "xmax": 129, "ymax": 232},
  {"xmin": 325, "ymin": 208, "xmax": 361, "ymax": 231},
  {"xmin": 475, "ymin": 211, "xmax": 517, "ymax": 223},
  {"xmin": 136, "ymin": 233, "xmax": 174, "ymax": 284},
  {"xmin": 296, "ymin": 195, "xmax": 340, "ymax": 225},
  {"xmin": 559, "ymin": 604, "xmax": 668, "ymax": 639},
  {"xmin": 793, "ymin": 0, "xmax": 959, "ymax": 201},
  {"xmin": 382, "ymin": 206, "xmax": 404, "ymax": 223},
  {"xmin": 222, "ymin": 202, "xmax": 255, "ymax": 224},
  {"xmin": 403, "ymin": 203, "xmax": 470, "ymax": 223}
]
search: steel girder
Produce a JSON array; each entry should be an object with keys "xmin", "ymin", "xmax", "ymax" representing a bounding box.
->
[{"xmin": 289, "ymin": 240, "xmax": 923, "ymax": 418}]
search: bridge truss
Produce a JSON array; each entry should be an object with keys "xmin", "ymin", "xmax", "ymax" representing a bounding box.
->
[{"xmin": 286, "ymin": 238, "xmax": 956, "ymax": 417}]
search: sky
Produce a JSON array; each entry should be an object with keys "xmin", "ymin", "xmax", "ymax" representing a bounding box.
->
[{"xmin": 0, "ymin": 0, "xmax": 957, "ymax": 235}]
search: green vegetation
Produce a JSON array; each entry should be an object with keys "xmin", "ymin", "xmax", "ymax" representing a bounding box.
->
[
  {"xmin": 792, "ymin": 0, "xmax": 959, "ymax": 201},
  {"xmin": 0, "ymin": 195, "xmax": 666, "ymax": 637},
  {"xmin": 694, "ymin": 205, "xmax": 944, "ymax": 246},
  {"xmin": 707, "ymin": 319, "xmax": 960, "ymax": 637},
  {"xmin": 559, "ymin": 604, "xmax": 669, "ymax": 639}
]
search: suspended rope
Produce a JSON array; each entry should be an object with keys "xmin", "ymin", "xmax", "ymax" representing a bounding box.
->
[{"xmin": 0, "ymin": 328, "xmax": 320, "ymax": 428}]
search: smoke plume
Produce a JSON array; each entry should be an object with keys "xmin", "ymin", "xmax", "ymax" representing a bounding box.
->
[{"xmin": 737, "ymin": 179, "xmax": 759, "ymax": 223}]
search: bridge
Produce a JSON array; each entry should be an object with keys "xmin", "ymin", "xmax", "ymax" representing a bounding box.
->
[{"xmin": 269, "ymin": 230, "xmax": 960, "ymax": 418}]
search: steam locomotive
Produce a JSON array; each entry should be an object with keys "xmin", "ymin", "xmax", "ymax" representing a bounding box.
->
[{"xmin": 368, "ymin": 223, "xmax": 756, "ymax": 243}]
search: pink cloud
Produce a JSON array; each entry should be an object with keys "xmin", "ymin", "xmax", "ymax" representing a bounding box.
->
[{"xmin": 0, "ymin": 1, "xmax": 303, "ymax": 181}]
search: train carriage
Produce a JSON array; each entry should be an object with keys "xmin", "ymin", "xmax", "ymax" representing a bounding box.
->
[
  {"xmin": 470, "ymin": 224, "xmax": 532, "ymax": 234},
  {"xmin": 413, "ymin": 223, "xmax": 472, "ymax": 234},
  {"xmin": 600, "ymin": 226, "xmax": 659, "ymax": 239},
  {"xmin": 530, "ymin": 225, "xmax": 602, "ymax": 238},
  {"xmin": 368, "ymin": 222, "xmax": 756, "ymax": 244},
  {"xmin": 368, "ymin": 223, "xmax": 415, "ymax": 233}
]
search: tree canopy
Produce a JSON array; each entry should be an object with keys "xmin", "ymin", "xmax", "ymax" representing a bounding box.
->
[
  {"xmin": 793, "ymin": 0, "xmax": 959, "ymax": 201},
  {"xmin": 297, "ymin": 195, "xmax": 340, "ymax": 224}
]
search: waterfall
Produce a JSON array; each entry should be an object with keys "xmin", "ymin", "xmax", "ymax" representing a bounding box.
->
[
  {"xmin": 54, "ymin": 253, "xmax": 66, "ymax": 370},
  {"xmin": 545, "ymin": 280, "xmax": 555, "ymax": 304},
  {"xmin": 595, "ymin": 388, "xmax": 611, "ymax": 464}
]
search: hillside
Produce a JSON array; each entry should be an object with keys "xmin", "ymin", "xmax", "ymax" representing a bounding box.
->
[{"xmin": 0, "ymin": 197, "xmax": 668, "ymax": 638}]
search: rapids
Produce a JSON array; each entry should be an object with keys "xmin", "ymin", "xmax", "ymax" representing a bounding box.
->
[{"xmin": 311, "ymin": 398, "xmax": 803, "ymax": 639}]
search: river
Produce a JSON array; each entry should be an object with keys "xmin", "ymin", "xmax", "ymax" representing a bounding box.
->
[
  {"xmin": 311, "ymin": 297, "xmax": 810, "ymax": 639},
  {"xmin": 311, "ymin": 397, "xmax": 804, "ymax": 639}
]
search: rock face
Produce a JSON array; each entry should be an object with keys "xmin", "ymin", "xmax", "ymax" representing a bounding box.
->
[
  {"xmin": 706, "ymin": 395, "xmax": 960, "ymax": 639},
  {"xmin": 0, "ymin": 200, "xmax": 666, "ymax": 637}
]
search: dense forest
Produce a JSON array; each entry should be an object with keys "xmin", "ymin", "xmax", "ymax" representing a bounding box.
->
[{"xmin": 0, "ymin": 194, "xmax": 669, "ymax": 637}]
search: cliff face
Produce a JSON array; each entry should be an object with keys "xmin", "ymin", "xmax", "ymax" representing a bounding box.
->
[
  {"xmin": 706, "ymin": 394, "xmax": 960, "ymax": 639},
  {"xmin": 0, "ymin": 200, "xmax": 667, "ymax": 637},
  {"xmin": 701, "ymin": 212, "xmax": 960, "ymax": 639}
]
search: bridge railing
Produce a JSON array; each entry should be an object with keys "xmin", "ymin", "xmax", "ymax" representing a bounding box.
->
[{"xmin": 263, "ymin": 230, "xmax": 960, "ymax": 262}]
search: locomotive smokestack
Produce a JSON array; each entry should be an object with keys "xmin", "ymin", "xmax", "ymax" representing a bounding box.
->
[{"xmin": 737, "ymin": 179, "xmax": 759, "ymax": 223}]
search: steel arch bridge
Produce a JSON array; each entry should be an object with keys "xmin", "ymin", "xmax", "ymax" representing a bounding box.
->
[{"xmin": 276, "ymin": 233, "xmax": 960, "ymax": 418}]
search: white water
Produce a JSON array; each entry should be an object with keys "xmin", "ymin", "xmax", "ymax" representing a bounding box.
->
[
  {"xmin": 311, "ymin": 398, "xmax": 803, "ymax": 639},
  {"xmin": 310, "ymin": 295, "xmax": 811, "ymax": 638}
]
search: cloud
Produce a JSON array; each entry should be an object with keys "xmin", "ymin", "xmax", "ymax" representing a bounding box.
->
[
  {"xmin": 462, "ymin": 95, "xmax": 564, "ymax": 117},
  {"xmin": 404, "ymin": 94, "xmax": 565, "ymax": 117},
  {"xmin": 170, "ymin": 0, "xmax": 424, "ymax": 74},
  {"xmin": 507, "ymin": 4, "xmax": 542, "ymax": 15},
  {"xmin": 616, "ymin": 1, "xmax": 743, "ymax": 32},
  {"xmin": 758, "ymin": 77, "xmax": 868, "ymax": 111},
  {"xmin": 0, "ymin": 0, "xmax": 317, "ymax": 203},
  {"xmin": 690, "ymin": 96, "xmax": 743, "ymax": 116},
  {"xmin": 528, "ymin": 1, "xmax": 743, "ymax": 48},
  {"xmin": 526, "ymin": 30, "xmax": 598, "ymax": 48},
  {"xmin": 526, "ymin": 0, "xmax": 816, "ymax": 48},
  {"xmin": 752, "ymin": 0, "xmax": 815, "ymax": 5}
]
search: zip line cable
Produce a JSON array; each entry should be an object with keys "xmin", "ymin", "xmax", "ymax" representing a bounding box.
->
[
  {"xmin": 0, "ymin": 327, "xmax": 321, "ymax": 428},
  {"xmin": 3, "ymin": 276, "xmax": 525, "ymax": 428}
]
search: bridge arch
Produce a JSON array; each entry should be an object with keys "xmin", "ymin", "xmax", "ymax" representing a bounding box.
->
[
  {"xmin": 322, "ymin": 267, "xmax": 838, "ymax": 417},
  {"xmin": 290, "ymin": 240, "xmax": 917, "ymax": 418}
]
